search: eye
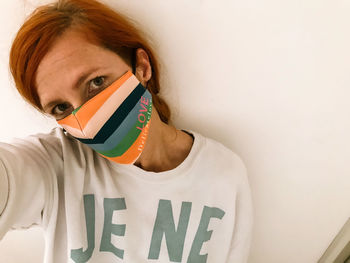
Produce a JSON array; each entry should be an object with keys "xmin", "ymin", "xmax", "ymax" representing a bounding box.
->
[
  {"xmin": 89, "ymin": 76, "xmax": 106, "ymax": 91},
  {"xmin": 52, "ymin": 103, "xmax": 72, "ymax": 118}
]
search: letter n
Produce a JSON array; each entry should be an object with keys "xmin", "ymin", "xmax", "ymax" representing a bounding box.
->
[{"xmin": 148, "ymin": 199, "xmax": 192, "ymax": 262}]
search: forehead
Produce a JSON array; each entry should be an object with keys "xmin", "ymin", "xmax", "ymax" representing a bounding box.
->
[
  {"xmin": 36, "ymin": 29, "xmax": 102, "ymax": 81},
  {"xmin": 35, "ymin": 29, "xmax": 127, "ymax": 107}
]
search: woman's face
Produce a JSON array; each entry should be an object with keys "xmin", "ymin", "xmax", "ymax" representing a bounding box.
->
[{"xmin": 36, "ymin": 29, "xmax": 134, "ymax": 120}]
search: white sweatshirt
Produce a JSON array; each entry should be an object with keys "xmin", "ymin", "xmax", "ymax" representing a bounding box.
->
[{"xmin": 0, "ymin": 128, "xmax": 253, "ymax": 263}]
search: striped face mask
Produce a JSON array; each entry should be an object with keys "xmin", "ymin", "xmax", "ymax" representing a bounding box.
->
[{"xmin": 57, "ymin": 70, "xmax": 152, "ymax": 164}]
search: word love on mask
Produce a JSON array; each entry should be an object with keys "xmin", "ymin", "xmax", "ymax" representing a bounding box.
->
[{"xmin": 57, "ymin": 70, "xmax": 153, "ymax": 164}]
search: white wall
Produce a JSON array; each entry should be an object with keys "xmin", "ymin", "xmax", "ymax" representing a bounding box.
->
[{"xmin": 0, "ymin": 0, "xmax": 349, "ymax": 262}]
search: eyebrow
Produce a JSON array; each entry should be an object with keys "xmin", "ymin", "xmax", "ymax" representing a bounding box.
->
[{"xmin": 42, "ymin": 67, "xmax": 100, "ymax": 113}]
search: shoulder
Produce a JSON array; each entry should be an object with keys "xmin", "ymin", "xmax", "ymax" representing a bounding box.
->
[
  {"xmin": 8, "ymin": 127, "xmax": 103, "ymax": 168},
  {"xmin": 0, "ymin": 127, "xmax": 64, "ymax": 155},
  {"xmin": 7, "ymin": 126, "xmax": 67, "ymax": 146},
  {"xmin": 2, "ymin": 127, "xmax": 91, "ymax": 159}
]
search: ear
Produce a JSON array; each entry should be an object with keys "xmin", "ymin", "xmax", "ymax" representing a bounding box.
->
[{"xmin": 134, "ymin": 48, "xmax": 152, "ymax": 86}]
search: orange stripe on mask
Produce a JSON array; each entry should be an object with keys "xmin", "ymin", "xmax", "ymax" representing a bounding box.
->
[
  {"xmin": 74, "ymin": 70, "xmax": 133, "ymax": 130},
  {"xmin": 57, "ymin": 113, "xmax": 82, "ymax": 131}
]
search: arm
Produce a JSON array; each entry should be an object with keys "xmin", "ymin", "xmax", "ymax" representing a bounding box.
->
[
  {"xmin": 0, "ymin": 162, "xmax": 8, "ymax": 216},
  {"xmin": 226, "ymin": 160, "xmax": 254, "ymax": 263},
  {"xmin": 0, "ymin": 129, "xmax": 63, "ymax": 240}
]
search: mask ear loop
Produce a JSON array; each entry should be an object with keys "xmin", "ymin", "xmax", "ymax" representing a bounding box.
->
[{"xmin": 131, "ymin": 48, "xmax": 136, "ymax": 75}]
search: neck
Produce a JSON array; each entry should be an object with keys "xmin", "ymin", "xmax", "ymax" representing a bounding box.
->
[{"xmin": 133, "ymin": 108, "xmax": 193, "ymax": 172}]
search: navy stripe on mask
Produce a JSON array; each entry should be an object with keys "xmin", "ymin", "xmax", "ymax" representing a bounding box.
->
[{"xmin": 75, "ymin": 83, "xmax": 146, "ymax": 144}]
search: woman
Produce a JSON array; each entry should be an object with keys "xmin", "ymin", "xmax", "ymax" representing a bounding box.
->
[{"xmin": 0, "ymin": 0, "xmax": 253, "ymax": 262}]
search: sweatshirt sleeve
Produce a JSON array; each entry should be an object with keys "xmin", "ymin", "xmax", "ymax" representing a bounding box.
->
[
  {"xmin": 226, "ymin": 158, "xmax": 254, "ymax": 263},
  {"xmin": 0, "ymin": 161, "xmax": 9, "ymax": 216},
  {"xmin": 0, "ymin": 128, "xmax": 63, "ymax": 240}
]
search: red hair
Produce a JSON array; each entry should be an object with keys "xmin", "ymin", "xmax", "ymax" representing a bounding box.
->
[{"xmin": 9, "ymin": 0, "xmax": 171, "ymax": 124}]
